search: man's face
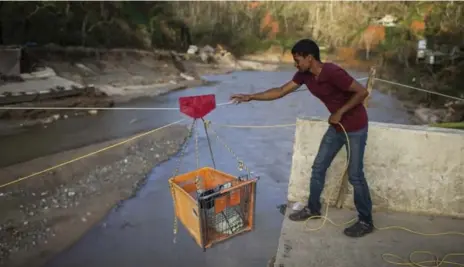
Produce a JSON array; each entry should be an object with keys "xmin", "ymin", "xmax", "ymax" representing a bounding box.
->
[{"xmin": 293, "ymin": 54, "xmax": 311, "ymax": 72}]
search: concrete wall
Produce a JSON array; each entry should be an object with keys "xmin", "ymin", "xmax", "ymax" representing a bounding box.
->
[
  {"xmin": 288, "ymin": 117, "xmax": 464, "ymax": 218},
  {"xmin": 0, "ymin": 47, "xmax": 21, "ymax": 76},
  {"xmin": 0, "ymin": 81, "xmax": 88, "ymax": 105}
]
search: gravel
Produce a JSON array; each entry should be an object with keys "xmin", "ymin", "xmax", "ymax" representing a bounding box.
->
[{"xmin": 0, "ymin": 124, "xmax": 188, "ymax": 267}]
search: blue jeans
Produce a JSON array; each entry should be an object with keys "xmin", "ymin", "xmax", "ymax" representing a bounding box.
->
[{"xmin": 308, "ymin": 125, "xmax": 373, "ymax": 223}]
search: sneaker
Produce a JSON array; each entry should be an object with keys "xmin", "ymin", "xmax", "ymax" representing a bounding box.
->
[
  {"xmin": 288, "ymin": 207, "xmax": 321, "ymax": 221},
  {"xmin": 343, "ymin": 220, "xmax": 374, "ymax": 237}
]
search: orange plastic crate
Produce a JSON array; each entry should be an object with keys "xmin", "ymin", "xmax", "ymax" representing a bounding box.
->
[{"xmin": 169, "ymin": 167, "xmax": 257, "ymax": 250}]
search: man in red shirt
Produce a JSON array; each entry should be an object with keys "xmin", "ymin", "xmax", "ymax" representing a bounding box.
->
[{"xmin": 230, "ymin": 39, "xmax": 373, "ymax": 237}]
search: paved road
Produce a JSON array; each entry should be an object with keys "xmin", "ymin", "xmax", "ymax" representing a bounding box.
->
[{"xmin": 4, "ymin": 70, "xmax": 414, "ymax": 267}]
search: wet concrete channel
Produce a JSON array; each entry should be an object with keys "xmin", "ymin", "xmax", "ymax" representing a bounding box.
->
[{"xmin": 2, "ymin": 70, "xmax": 415, "ymax": 266}]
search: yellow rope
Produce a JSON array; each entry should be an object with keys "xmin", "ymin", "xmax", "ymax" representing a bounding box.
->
[
  {"xmin": 0, "ymin": 119, "xmax": 186, "ymax": 189},
  {"xmin": 303, "ymin": 122, "xmax": 464, "ymax": 267}
]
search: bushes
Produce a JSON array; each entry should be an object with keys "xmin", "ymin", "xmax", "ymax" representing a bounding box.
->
[
  {"xmin": 1, "ymin": 1, "xmax": 463, "ymax": 68},
  {"xmin": 171, "ymin": 1, "xmax": 270, "ymax": 56},
  {"xmin": 0, "ymin": 2, "xmax": 144, "ymax": 48},
  {"xmin": 0, "ymin": 2, "xmax": 183, "ymax": 49}
]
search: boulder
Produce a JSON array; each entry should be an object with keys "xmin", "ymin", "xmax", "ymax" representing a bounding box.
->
[
  {"xmin": 443, "ymin": 100, "xmax": 464, "ymax": 122},
  {"xmin": 186, "ymin": 45, "xmax": 198, "ymax": 55},
  {"xmin": 213, "ymin": 45, "xmax": 238, "ymax": 68},
  {"xmin": 199, "ymin": 45, "xmax": 215, "ymax": 63},
  {"xmin": 414, "ymin": 107, "xmax": 447, "ymax": 124}
]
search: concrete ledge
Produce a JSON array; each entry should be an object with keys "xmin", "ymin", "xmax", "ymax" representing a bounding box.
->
[
  {"xmin": 0, "ymin": 85, "xmax": 92, "ymax": 105},
  {"xmin": 274, "ymin": 208, "xmax": 464, "ymax": 267},
  {"xmin": 0, "ymin": 75, "xmax": 86, "ymax": 105},
  {"xmin": 288, "ymin": 117, "xmax": 464, "ymax": 218}
]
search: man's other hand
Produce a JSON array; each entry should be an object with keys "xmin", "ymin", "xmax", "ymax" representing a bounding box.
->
[
  {"xmin": 230, "ymin": 94, "xmax": 252, "ymax": 104},
  {"xmin": 328, "ymin": 111, "xmax": 343, "ymax": 125}
]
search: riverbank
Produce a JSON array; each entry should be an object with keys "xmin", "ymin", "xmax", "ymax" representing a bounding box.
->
[
  {"xmin": 0, "ymin": 44, "xmax": 282, "ymax": 130},
  {"xmin": 0, "ymin": 45, "xmax": 282, "ymax": 266},
  {"xmin": 0, "ymin": 45, "xmax": 211, "ymax": 267},
  {"xmin": 0, "ymin": 123, "xmax": 188, "ymax": 267},
  {"xmin": 0, "ymin": 45, "xmax": 235, "ymax": 128}
]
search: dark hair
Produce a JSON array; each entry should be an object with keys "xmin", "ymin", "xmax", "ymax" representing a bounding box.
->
[{"xmin": 291, "ymin": 39, "xmax": 320, "ymax": 61}]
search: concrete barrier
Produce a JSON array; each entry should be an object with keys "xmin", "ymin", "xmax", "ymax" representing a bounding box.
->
[
  {"xmin": 0, "ymin": 74, "xmax": 85, "ymax": 105},
  {"xmin": 0, "ymin": 47, "xmax": 21, "ymax": 76},
  {"xmin": 288, "ymin": 117, "xmax": 464, "ymax": 218}
]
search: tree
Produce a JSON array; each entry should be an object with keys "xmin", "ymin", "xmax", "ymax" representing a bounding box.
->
[{"xmin": 0, "ymin": 2, "xmax": 3, "ymax": 44}]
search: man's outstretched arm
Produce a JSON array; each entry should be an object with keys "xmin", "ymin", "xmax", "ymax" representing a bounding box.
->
[
  {"xmin": 251, "ymin": 81, "xmax": 301, "ymax": 101},
  {"xmin": 231, "ymin": 81, "xmax": 301, "ymax": 103}
]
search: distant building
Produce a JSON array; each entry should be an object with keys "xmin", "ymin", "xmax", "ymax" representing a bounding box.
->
[{"xmin": 374, "ymin": 15, "xmax": 398, "ymax": 27}]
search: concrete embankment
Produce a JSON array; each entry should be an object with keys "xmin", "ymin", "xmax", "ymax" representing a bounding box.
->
[
  {"xmin": 274, "ymin": 117, "xmax": 464, "ymax": 267},
  {"xmin": 269, "ymin": 119, "xmax": 464, "ymax": 267},
  {"xmin": 288, "ymin": 117, "xmax": 464, "ymax": 218}
]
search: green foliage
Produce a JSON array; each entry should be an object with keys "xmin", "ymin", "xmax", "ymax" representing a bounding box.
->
[
  {"xmin": 272, "ymin": 34, "xmax": 302, "ymax": 53},
  {"xmin": 180, "ymin": 2, "xmax": 270, "ymax": 56},
  {"xmin": 0, "ymin": 1, "xmax": 184, "ymax": 49},
  {"xmin": 378, "ymin": 27, "xmax": 408, "ymax": 53},
  {"xmin": 430, "ymin": 122, "xmax": 464, "ymax": 130}
]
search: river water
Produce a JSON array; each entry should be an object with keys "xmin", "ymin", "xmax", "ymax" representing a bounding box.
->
[
  {"xmin": 0, "ymin": 69, "xmax": 413, "ymax": 168},
  {"xmin": 2, "ymin": 69, "xmax": 414, "ymax": 267}
]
